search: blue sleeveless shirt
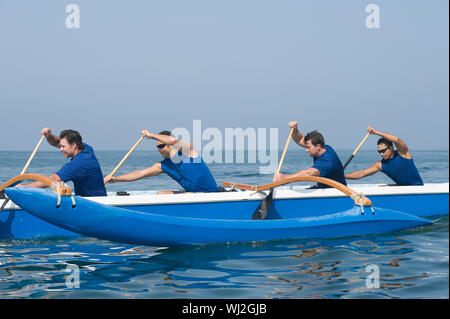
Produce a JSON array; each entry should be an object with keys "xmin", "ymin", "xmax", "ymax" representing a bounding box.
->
[
  {"xmin": 312, "ymin": 145, "xmax": 347, "ymax": 188},
  {"xmin": 381, "ymin": 151, "xmax": 423, "ymax": 186},
  {"xmin": 160, "ymin": 150, "xmax": 220, "ymax": 192}
]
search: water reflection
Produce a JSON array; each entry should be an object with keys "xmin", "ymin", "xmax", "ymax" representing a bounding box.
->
[{"xmin": 0, "ymin": 227, "xmax": 448, "ymax": 298}]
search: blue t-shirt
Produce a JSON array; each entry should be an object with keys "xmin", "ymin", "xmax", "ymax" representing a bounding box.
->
[
  {"xmin": 160, "ymin": 150, "xmax": 219, "ymax": 192},
  {"xmin": 56, "ymin": 143, "xmax": 107, "ymax": 197},
  {"xmin": 381, "ymin": 151, "xmax": 423, "ymax": 186},
  {"xmin": 312, "ymin": 145, "xmax": 347, "ymax": 188}
]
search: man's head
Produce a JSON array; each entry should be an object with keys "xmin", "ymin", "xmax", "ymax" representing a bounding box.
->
[
  {"xmin": 377, "ymin": 138, "xmax": 394, "ymax": 160},
  {"xmin": 59, "ymin": 130, "xmax": 84, "ymax": 158},
  {"xmin": 156, "ymin": 130, "xmax": 173, "ymax": 158},
  {"xmin": 303, "ymin": 131, "xmax": 325, "ymax": 158}
]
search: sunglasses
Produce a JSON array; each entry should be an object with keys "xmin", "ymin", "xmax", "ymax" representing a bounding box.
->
[
  {"xmin": 156, "ymin": 143, "xmax": 167, "ymax": 149},
  {"xmin": 378, "ymin": 147, "xmax": 389, "ymax": 154}
]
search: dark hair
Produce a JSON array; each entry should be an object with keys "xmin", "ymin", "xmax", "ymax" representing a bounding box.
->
[
  {"xmin": 304, "ymin": 130, "xmax": 325, "ymax": 147},
  {"xmin": 159, "ymin": 130, "xmax": 173, "ymax": 137},
  {"xmin": 60, "ymin": 130, "xmax": 84, "ymax": 150},
  {"xmin": 377, "ymin": 138, "xmax": 393, "ymax": 148}
]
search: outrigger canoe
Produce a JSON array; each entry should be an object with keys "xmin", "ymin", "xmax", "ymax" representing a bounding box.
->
[{"xmin": 1, "ymin": 174, "xmax": 447, "ymax": 245}]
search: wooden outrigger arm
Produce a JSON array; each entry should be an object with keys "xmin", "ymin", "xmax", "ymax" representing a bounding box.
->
[
  {"xmin": 223, "ymin": 176, "xmax": 373, "ymax": 207},
  {"xmin": 0, "ymin": 173, "xmax": 72, "ymax": 196}
]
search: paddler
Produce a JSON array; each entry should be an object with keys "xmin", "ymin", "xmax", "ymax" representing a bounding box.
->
[
  {"xmin": 273, "ymin": 121, "xmax": 347, "ymax": 188},
  {"xmin": 17, "ymin": 128, "xmax": 107, "ymax": 196},
  {"xmin": 345, "ymin": 126, "xmax": 424, "ymax": 185},
  {"xmin": 104, "ymin": 129, "xmax": 221, "ymax": 194}
]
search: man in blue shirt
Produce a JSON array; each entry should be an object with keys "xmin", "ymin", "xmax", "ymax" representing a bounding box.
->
[
  {"xmin": 104, "ymin": 129, "xmax": 220, "ymax": 194},
  {"xmin": 273, "ymin": 121, "xmax": 347, "ymax": 188},
  {"xmin": 19, "ymin": 128, "xmax": 107, "ymax": 197},
  {"xmin": 345, "ymin": 126, "xmax": 423, "ymax": 185}
]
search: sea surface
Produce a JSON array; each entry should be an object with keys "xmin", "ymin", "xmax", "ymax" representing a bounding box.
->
[{"xmin": 0, "ymin": 149, "xmax": 448, "ymax": 299}]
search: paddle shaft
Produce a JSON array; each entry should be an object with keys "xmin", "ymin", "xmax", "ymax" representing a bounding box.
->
[
  {"xmin": 109, "ymin": 135, "xmax": 145, "ymax": 177},
  {"xmin": 252, "ymin": 127, "xmax": 294, "ymax": 220},
  {"xmin": 276, "ymin": 127, "xmax": 294, "ymax": 173},
  {"xmin": 343, "ymin": 132, "xmax": 371, "ymax": 169},
  {"xmin": 21, "ymin": 135, "xmax": 45, "ymax": 174},
  {"xmin": 1, "ymin": 135, "xmax": 45, "ymax": 211}
]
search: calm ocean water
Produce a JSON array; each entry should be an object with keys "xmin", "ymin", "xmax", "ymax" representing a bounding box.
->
[{"xmin": 0, "ymin": 149, "xmax": 448, "ymax": 299}]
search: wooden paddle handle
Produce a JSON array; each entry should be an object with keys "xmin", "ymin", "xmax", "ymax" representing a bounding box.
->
[
  {"xmin": 20, "ymin": 135, "xmax": 45, "ymax": 175},
  {"xmin": 353, "ymin": 132, "xmax": 371, "ymax": 156},
  {"xmin": 0, "ymin": 135, "xmax": 46, "ymax": 212},
  {"xmin": 109, "ymin": 135, "xmax": 145, "ymax": 177},
  {"xmin": 343, "ymin": 132, "xmax": 371, "ymax": 169},
  {"xmin": 276, "ymin": 127, "xmax": 294, "ymax": 173}
]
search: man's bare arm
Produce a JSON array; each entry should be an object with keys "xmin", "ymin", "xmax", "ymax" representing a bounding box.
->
[
  {"xmin": 273, "ymin": 167, "xmax": 320, "ymax": 182},
  {"xmin": 367, "ymin": 126, "xmax": 411, "ymax": 158},
  {"xmin": 288, "ymin": 121, "xmax": 306, "ymax": 148},
  {"xmin": 345, "ymin": 162, "xmax": 381, "ymax": 180},
  {"xmin": 41, "ymin": 128, "xmax": 60, "ymax": 148},
  {"xmin": 142, "ymin": 130, "xmax": 198, "ymax": 158},
  {"xmin": 104, "ymin": 162, "xmax": 163, "ymax": 183}
]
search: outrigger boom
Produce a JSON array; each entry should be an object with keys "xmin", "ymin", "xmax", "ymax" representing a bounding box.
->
[{"xmin": 223, "ymin": 175, "xmax": 373, "ymax": 207}]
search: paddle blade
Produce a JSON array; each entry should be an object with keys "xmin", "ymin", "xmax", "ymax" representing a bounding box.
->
[
  {"xmin": 252, "ymin": 189, "xmax": 274, "ymax": 220},
  {"xmin": 0, "ymin": 198, "xmax": 9, "ymax": 213}
]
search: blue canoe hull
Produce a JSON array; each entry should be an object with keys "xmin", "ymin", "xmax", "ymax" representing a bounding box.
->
[
  {"xmin": 4, "ymin": 188, "xmax": 434, "ymax": 246},
  {"xmin": 0, "ymin": 209, "xmax": 77, "ymax": 240}
]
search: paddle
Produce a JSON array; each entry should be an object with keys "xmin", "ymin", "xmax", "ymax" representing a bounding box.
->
[
  {"xmin": 0, "ymin": 135, "xmax": 45, "ymax": 212},
  {"xmin": 252, "ymin": 127, "xmax": 294, "ymax": 220},
  {"xmin": 105, "ymin": 135, "xmax": 144, "ymax": 183},
  {"xmin": 342, "ymin": 132, "xmax": 370, "ymax": 169}
]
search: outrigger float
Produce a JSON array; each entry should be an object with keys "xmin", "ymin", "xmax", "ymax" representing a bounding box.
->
[{"xmin": 0, "ymin": 174, "xmax": 448, "ymax": 245}]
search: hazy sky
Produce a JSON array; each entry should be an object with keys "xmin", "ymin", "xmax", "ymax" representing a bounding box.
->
[{"xmin": 0, "ymin": 0, "xmax": 448, "ymax": 151}]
